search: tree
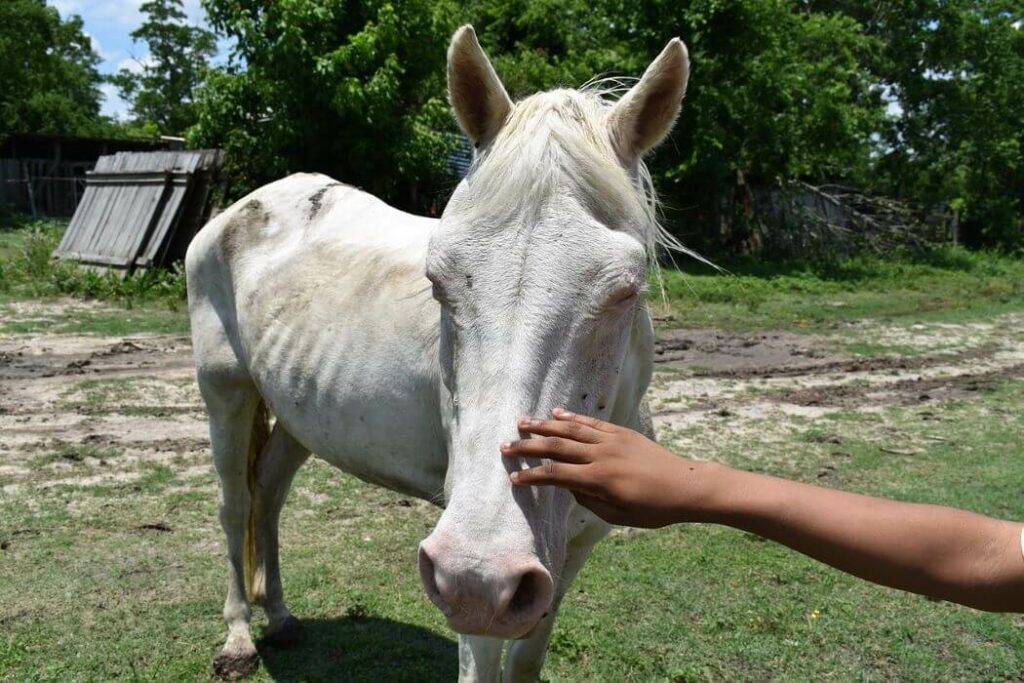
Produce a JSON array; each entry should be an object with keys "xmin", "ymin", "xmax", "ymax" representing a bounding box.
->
[
  {"xmin": 190, "ymin": 0, "xmax": 459, "ymax": 209},
  {"xmin": 112, "ymin": 0, "xmax": 218, "ymax": 135},
  {"xmin": 0, "ymin": 0, "xmax": 106, "ymax": 136},
  {"xmin": 598, "ymin": 0, "xmax": 887, "ymax": 253},
  {"xmin": 851, "ymin": 0, "xmax": 1023, "ymax": 249},
  {"xmin": 190, "ymin": 0, "xmax": 1019, "ymax": 251}
]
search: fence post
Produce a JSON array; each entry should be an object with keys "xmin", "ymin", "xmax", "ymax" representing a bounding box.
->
[{"xmin": 23, "ymin": 163, "xmax": 37, "ymax": 219}]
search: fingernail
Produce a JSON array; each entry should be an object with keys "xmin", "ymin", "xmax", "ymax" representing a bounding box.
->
[
  {"xmin": 517, "ymin": 416, "xmax": 530, "ymax": 427},
  {"xmin": 553, "ymin": 408, "xmax": 574, "ymax": 417},
  {"xmin": 500, "ymin": 442, "xmax": 511, "ymax": 451},
  {"xmin": 509, "ymin": 471, "xmax": 520, "ymax": 483}
]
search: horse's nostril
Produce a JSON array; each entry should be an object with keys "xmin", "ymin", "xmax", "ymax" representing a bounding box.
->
[
  {"xmin": 509, "ymin": 567, "xmax": 546, "ymax": 615},
  {"xmin": 418, "ymin": 543, "xmax": 449, "ymax": 615}
]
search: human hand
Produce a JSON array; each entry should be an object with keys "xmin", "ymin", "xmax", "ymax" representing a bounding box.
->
[{"xmin": 501, "ymin": 409, "xmax": 717, "ymax": 528}]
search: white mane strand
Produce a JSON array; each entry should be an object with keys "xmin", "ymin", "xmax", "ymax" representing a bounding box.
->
[{"xmin": 458, "ymin": 85, "xmax": 717, "ymax": 272}]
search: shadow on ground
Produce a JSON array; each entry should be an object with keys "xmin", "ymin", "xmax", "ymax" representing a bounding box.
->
[{"xmin": 258, "ymin": 616, "xmax": 457, "ymax": 682}]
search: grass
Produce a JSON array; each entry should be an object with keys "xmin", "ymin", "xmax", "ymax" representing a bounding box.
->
[
  {"xmin": 2, "ymin": 378, "xmax": 1023, "ymax": 680},
  {"xmin": 0, "ymin": 217, "xmax": 190, "ymax": 335},
  {"xmin": 2, "ymin": 217, "xmax": 1023, "ymax": 337},
  {"xmin": 654, "ymin": 247, "xmax": 1024, "ymax": 331},
  {"xmin": 2, "ymin": 215, "xmax": 1024, "ymax": 679},
  {"xmin": 0, "ymin": 301, "xmax": 190, "ymax": 336}
]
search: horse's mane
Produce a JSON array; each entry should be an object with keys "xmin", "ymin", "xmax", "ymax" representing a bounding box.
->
[{"xmin": 456, "ymin": 82, "xmax": 712, "ymax": 271}]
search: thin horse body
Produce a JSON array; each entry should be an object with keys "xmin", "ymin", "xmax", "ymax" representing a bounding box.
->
[{"xmin": 187, "ymin": 26, "xmax": 689, "ymax": 681}]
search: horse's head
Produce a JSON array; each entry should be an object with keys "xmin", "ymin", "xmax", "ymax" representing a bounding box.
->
[{"xmin": 418, "ymin": 25, "xmax": 689, "ymax": 638}]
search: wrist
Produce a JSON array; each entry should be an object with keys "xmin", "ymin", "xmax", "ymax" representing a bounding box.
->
[{"xmin": 671, "ymin": 460, "xmax": 736, "ymax": 524}]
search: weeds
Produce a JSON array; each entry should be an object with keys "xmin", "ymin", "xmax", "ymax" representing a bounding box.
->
[{"xmin": 0, "ymin": 219, "xmax": 187, "ymax": 309}]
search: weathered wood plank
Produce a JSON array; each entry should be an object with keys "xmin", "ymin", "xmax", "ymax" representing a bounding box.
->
[{"xmin": 54, "ymin": 149, "xmax": 223, "ymax": 272}]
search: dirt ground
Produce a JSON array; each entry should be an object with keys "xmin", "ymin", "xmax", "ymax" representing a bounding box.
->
[{"xmin": 2, "ymin": 303, "xmax": 1024, "ymax": 498}]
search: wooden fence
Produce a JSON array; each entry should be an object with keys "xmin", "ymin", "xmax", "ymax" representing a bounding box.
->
[{"xmin": 53, "ymin": 149, "xmax": 224, "ymax": 272}]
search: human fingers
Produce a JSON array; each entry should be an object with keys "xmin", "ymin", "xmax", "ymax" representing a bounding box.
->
[
  {"xmin": 571, "ymin": 492, "xmax": 623, "ymax": 525},
  {"xmin": 516, "ymin": 416, "xmax": 604, "ymax": 444},
  {"xmin": 551, "ymin": 408, "xmax": 619, "ymax": 433},
  {"xmin": 500, "ymin": 437, "xmax": 591, "ymax": 464},
  {"xmin": 508, "ymin": 460, "xmax": 599, "ymax": 494}
]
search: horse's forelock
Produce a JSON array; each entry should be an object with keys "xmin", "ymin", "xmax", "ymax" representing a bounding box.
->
[
  {"xmin": 454, "ymin": 85, "xmax": 717, "ymax": 281},
  {"xmin": 458, "ymin": 89, "xmax": 656, "ymax": 250}
]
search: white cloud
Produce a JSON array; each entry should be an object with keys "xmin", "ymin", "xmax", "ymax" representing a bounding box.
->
[
  {"xmin": 53, "ymin": 0, "xmax": 143, "ymax": 29},
  {"xmin": 100, "ymin": 82, "xmax": 131, "ymax": 120},
  {"xmin": 82, "ymin": 30, "xmax": 121, "ymax": 62},
  {"xmin": 51, "ymin": 0, "xmax": 85, "ymax": 18},
  {"xmin": 182, "ymin": 0, "xmax": 209, "ymax": 25},
  {"xmin": 116, "ymin": 54, "xmax": 155, "ymax": 75},
  {"xmin": 57, "ymin": 0, "xmax": 213, "ymax": 29}
]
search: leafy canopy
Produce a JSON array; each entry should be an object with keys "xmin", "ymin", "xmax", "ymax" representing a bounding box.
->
[
  {"xmin": 0, "ymin": 0, "xmax": 106, "ymax": 136},
  {"xmin": 191, "ymin": 0, "xmax": 458, "ymax": 209},
  {"xmin": 111, "ymin": 0, "xmax": 218, "ymax": 136},
  {"xmin": 189, "ymin": 0, "xmax": 1021, "ymax": 250}
]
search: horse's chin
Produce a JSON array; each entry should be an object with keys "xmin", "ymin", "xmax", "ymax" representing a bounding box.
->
[
  {"xmin": 444, "ymin": 613, "xmax": 546, "ymax": 640},
  {"xmin": 513, "ymin": 620, "xmax": 544, "ymax": 640}
]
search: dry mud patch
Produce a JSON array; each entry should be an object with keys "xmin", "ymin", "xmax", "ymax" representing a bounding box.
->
[
  {"xmin": 1, "ymin": 329, "xmax": 204, "ymax": 496},
  {"xmin": 649, "ymin": 313, "xmax": 1024, "ymax": 455},
  {"xmin": 2, "ymin": 306, "xmax": 1022, "ymax": 498}
]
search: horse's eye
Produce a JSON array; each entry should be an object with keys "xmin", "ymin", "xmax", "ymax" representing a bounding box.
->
[
  {"xmin": 606, "ymin": 284, "xmax": 639, "ymax": 311},
  {"xmin": 426, "ymin": 269, "xmax": 451, "ymax": 303}
]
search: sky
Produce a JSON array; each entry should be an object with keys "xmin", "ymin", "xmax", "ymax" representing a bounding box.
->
[{"xmin": 51, "ymin": 0, "xmax": 229, "ymax": 120}]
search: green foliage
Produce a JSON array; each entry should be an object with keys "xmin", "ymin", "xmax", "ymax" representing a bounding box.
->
[
  {"xmin": 184, "ymin": 0, "xmax": 1020, "ymax": 250},
  {"xmin": 110, "ymin": 0, "xmax": 218, "ymax": 135},
  {"xmin": 0, "ymin": 219, "xmax": 188, "ymax": 309},
  {"xmin": 191, "ymin": 0, "xmax": 460, "ymax": 209},
  {"xmin": 621, "ymin": 3, "xmax": 882, "ymax": 179},
  {"xmin": 461, "ymin": 0, "xmax": 640, "ymax": 96},
  {"xmin": 873, "ymin": 1, "xmax": 1024, "ymax": 250},
  {"xmin": 0, "ymin": 0, "xmax": 106, "ymax": 136}
]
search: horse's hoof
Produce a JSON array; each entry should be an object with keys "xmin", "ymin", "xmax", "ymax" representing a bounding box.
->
[
  {"xmin": 261, "ymin": 615, "xmax": 305, "ymax": 648},
  {"xmin": 212, "ymin": 648, "xmax": 260, "ymax": 680}
]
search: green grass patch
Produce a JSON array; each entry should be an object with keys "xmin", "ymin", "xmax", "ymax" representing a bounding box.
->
[
  {"xmin": 0, "ymin": 218, "xmax": 190, "ymax": 335},
  {"xmin": 0, "ymin": 302, "xmax": 189, "ymax": 336},
  {"xmin": 3, "ymin": 379, "xmax": 1022, "ymax": 680},
  {"xmin": 655, "ymin": 247, "xmax": 1024, "ymax": 331}
]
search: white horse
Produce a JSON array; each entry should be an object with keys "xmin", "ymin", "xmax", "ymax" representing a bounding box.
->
[{"xmin": 186, "ymin": 25, "xmax": 689, "ymax": 682}]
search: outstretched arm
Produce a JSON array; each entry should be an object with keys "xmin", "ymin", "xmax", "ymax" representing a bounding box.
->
[{"xmin": 501, "ymin": 410, "xmax": 1024, "ymax": 613}]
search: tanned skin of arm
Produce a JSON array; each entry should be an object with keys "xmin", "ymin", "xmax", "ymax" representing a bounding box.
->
[{"xmin": 501, "ymin": 410, "xmax": 1024, "ymax": 613}]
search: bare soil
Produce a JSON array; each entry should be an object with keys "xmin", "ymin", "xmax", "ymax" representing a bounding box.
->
[
  {"xmin": 0, "ymin": 328, "xmax": 202, "ymax": 494},
  {"xmin": 647, "ymin": 313, "xmax": 1024, "ymax": 449},
  {"xmin": 3, "ymin": 303, "xmax": 1023, "ymax": 495}
]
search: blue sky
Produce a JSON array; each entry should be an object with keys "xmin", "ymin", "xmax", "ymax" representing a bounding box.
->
[{"xmin": 51, "ymin": 0, "xmax": 229, "ymax": 119}]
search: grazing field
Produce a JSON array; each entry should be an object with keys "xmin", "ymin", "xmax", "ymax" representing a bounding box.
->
[{"xmin": 2, "ymin": 236, "xmax": 1024, "ymax": 680}]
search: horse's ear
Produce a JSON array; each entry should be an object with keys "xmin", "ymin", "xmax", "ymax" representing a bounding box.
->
[
  {"xmin": 607, "ymin": 38, "xmax": 690, "ymax": 165},
  {"xmin": 447, "ymin": 25, "xmax": 512, "ymax": 146}
]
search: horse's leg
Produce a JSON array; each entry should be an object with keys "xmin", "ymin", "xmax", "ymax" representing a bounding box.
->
[
  {"xmin": 459, "ymin": 635, "xmax": 505, "ymax": 683},
  {"xmin": 249, "ymin": 423, "xmax": 310, "ymax": 645},
  {"xmin": 200, "ymin": 373, "xmax": 265, "ymax": 680},
  {"xmin": 502, "ymin": 509, "xmax": 610, "ymax": 683}
]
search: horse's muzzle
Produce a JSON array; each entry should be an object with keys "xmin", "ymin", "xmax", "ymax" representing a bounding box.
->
[{"xmin": 418, "ymin": 534, "xmax": 554, "ymax": 638}]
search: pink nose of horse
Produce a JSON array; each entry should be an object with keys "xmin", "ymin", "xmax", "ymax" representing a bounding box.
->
[{"xmin": 418, "ymin": 537, "xmax": 554, "ymax": 638}]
